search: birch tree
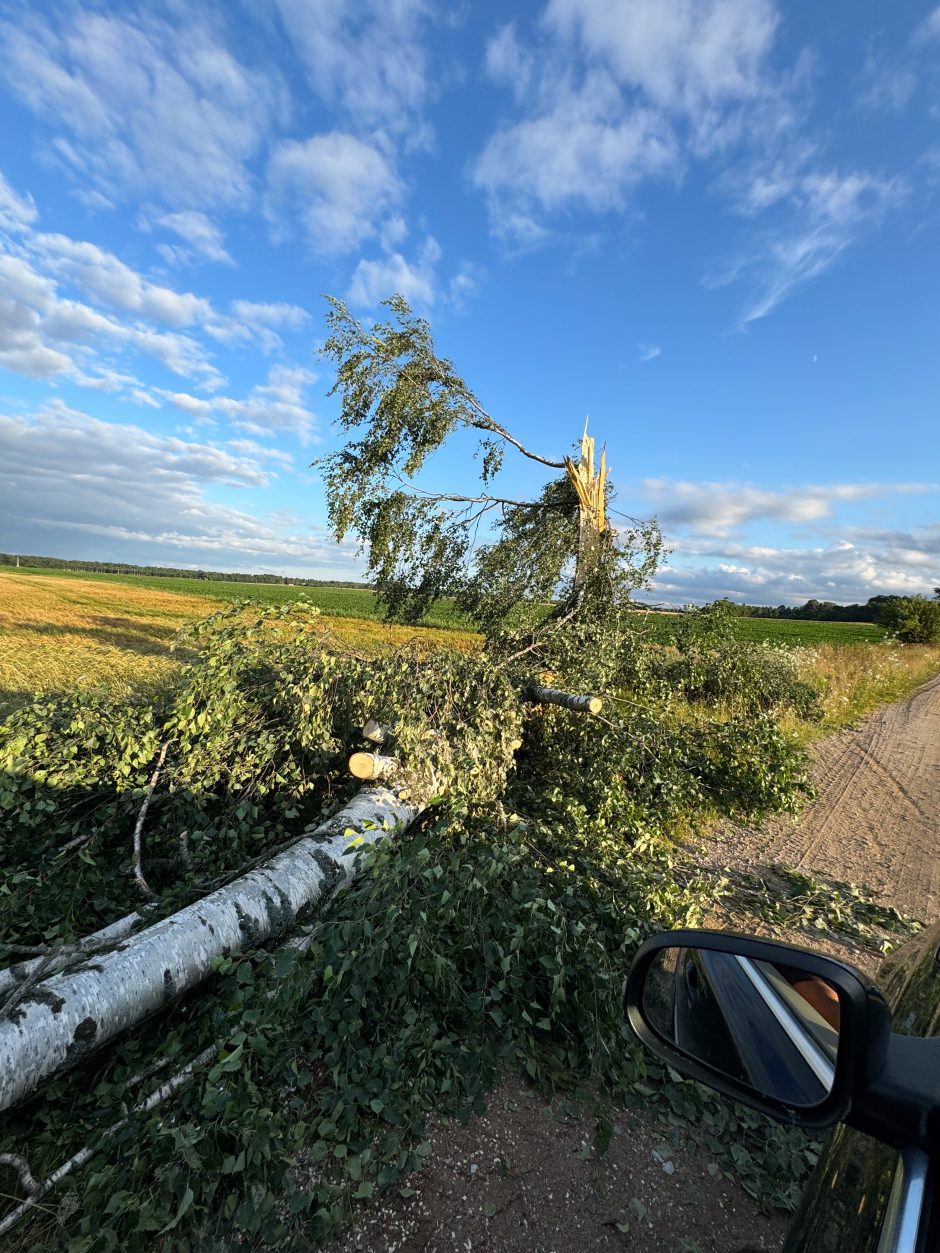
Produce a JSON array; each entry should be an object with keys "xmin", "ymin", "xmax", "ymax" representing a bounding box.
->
[{"xmin": 317, "ymin": 295, "xmax": 662, "ymax": 647}]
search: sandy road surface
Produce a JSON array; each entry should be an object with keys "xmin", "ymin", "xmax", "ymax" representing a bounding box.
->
[{"xmin": 708, "ymin": 671, "xmax": 940, "ymax": 924}]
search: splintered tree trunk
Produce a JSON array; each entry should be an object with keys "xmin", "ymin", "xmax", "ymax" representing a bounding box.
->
[
  {"xmin": 0, "ymin": 787, "xmax": 420, "ymax": 1114},
  {"xmin": 565, "ymin": 423, "xmax": 608, "ymax": 592}
]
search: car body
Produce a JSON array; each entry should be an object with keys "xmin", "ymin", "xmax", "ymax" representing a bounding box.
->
[
  {"xmin": 785, "ymin": 919, "xmax": 940, "ymax": 1253},
  {"xmin": 626, "ymin": 919, "xmax": 940, "ymax": 1253}
]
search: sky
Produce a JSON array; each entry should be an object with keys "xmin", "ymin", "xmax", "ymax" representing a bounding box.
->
[{"xmin": 0, "ymin": 0, "xmax": 938, "ymax": 606}]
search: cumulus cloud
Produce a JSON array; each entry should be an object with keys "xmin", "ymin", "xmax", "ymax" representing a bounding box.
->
[
  {"xmin": 0, "ymin": 248, "xmax": 225, "ymax": 387},
  {"xmin": 0, "ymin": 401, "xmax": 356, "ymax": 575},
  {"xmin": 544, "ymin": 0, "xmax": 778, "ymax": 114},
  {"xmin": 651, "ymin": 534, "xmax": 940, "ymax": 606},
  {"xmin": 265, "ymin": 132, "xmax": 404, "ymax": 255},
  {"xmin": 0, "ymin": 171, "xmax": 38, "ymax": 232},
  {"xmin": 474, "ymin": 0, "xmax": 784, "ymax": 238},
  {"xmin": 271, "ymin": 0, "xmax": 433, "ymax": 133},
  {"xmin": 0, "ymin": 9, "xmax": 284, "ymax": 210},
  {"xmin": 347, "ymin": 236, "xmax": 442, "ymax": 307}
]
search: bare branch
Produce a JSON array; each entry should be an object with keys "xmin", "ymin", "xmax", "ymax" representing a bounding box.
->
[
  {"xmin": 132, "ymin": 743, "xmax": 168, "ymax": 902},
  {"xmin": 462, "ymin": 395, "xmax": 566, "ymax": 470},
  {"xmin": 0, "ymin": 1152, "xmax": 39, "ymax": 1198}
]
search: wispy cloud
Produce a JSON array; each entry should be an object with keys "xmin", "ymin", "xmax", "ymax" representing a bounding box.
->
[
  {"xmin": 641, "ymin": 477, "xmax": 938, "ymax": 537},
  {"xmin": 0, "ymin": 9, "xmax": 285, "ymax": 211},
  {"xmin": 637, "ymin": 343, "xmax": 661, "ymax": 362}
]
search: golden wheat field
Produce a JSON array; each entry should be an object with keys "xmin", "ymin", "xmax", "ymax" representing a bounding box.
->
[{"xmin": 0, "ymin": 571, "xmax": 475, "ymax": 710}]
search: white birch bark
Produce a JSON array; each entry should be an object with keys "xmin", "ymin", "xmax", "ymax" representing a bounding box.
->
[
  {"xmin": 0, "ymin": 912, "xmax": 144, "ymax": 1002},
  {"xmin": 0, "ymin": 786, "xmax": 419, "ymax": 1114}
]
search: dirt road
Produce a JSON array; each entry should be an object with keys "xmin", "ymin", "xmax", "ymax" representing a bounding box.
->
[{"xmin": 707, "ymin": 671, "xmax": 940, "ymax": 925}]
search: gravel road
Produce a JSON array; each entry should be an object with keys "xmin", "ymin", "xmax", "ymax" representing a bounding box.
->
[{"xmin": 707, "ymin": 671, "xmax": 940, "ymax": 924}]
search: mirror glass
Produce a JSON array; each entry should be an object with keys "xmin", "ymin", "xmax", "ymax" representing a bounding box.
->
[{"xmin": 642, "ymin": 945, "xmax": 842, "ymax": 1107}]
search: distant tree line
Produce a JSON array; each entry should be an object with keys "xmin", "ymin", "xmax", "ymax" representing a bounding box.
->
[
  {"xmin": 0, "ymin": 553, "xmax": 367, "ymax": 589},
  {"xmin": 705, "ymin": 596, "xmax": 899, "ymax": 622}
]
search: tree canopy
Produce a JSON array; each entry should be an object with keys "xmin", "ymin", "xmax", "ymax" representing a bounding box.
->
[{"xmin": 315, "ymin": 295, "xmax": 661, "ymax": 653}]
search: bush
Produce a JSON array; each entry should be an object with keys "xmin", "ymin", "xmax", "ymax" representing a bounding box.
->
[{"xmin": 874, "ymin": 596, "xmax": 940, "ymax": 644}]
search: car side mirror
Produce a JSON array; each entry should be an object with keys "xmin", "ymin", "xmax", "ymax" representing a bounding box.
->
[{"xmin": 625, "ymin": 929, "xmax": 891, "ymax": 1129}]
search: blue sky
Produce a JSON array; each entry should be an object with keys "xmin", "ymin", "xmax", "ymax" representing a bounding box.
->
[{"xmin": 0, "ymin": 0, "xmax": 938, "ymax": 605}]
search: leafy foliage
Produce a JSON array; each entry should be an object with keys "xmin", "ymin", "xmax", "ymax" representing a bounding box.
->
[
  {"xmin": 315, "ymin": 295, "xmax": 661, "ymax": 641},
  {"xmin": 0, "ymin": 600, "xmax": 820, "ymax": 1248},
  {"xmin": 874, "ymin": 595, "xmax": 940, "ymax": 644}
]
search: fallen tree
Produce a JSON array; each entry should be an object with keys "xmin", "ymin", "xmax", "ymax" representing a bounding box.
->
[{"xmin": 0, "ymin": 784, "xmax": 419, "ymax": 1114}]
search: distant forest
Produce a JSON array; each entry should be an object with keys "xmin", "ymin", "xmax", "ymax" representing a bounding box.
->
[
  {"xmin": 0, "ymin": 553, "xmax": 366, "ymax": 589},
  {"xmin": 711, "ymin": 595, "xmax": 908, "ymax": 623}
]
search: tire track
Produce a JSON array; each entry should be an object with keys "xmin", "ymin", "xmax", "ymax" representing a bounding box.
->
[{"xmin": 705, "ymin": 672, "xmax": 940, "ymax": 924}]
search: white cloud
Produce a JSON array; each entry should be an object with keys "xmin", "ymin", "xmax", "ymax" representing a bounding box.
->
[
  {"xmin": 652, "ymin": 532, "xmax": 940, "ymax": 606},
  {"xmin": 474, "ymin": 0, "xmax": 786, "ymax": 238},
  {"xmin": 914, "ymin": 6, "xmax": 940, "ymax": 43},
  {"xmin": 150, "ymin": 211, "xmax": 233, "ymax": 266},
  {"xmin": 0, "ymin": 172, "xmax": 38, "ymax": 232},
  {"xmin": 33, "ymin": 233, "xmax": 216, "ymax": 327},
  {"xmin": 710, "ymin": 169, "xmax": 907, "ymax": 323},
  {"xmin": 641, "ymin": 478, "xmax": 937, "ymax": 537},
  {"xmin": 265, "ymin": 131, "xmax": 404, "ymax": 255},
  {"xmin": 475, "ymin": 74, "xmax": 678, "ymax": 226},
  {"xmin": 159, "ymin": 364, "xmax": 319, "ymax": 442},
  {"xmin": 0, "ymin": 247, "xmax": 225, "ymax": 387},
  {"xmin": 637, "ymin": 343, "xmax": 661, "ymax": 362},
  {"xmin": 545, "ymin": 0, "xmax": 778, "ymax": 114},
  {"xmin": 230, "ymin": 300, "xmax": 310, "ymax": 329},
  {"xmin": 271, "ymin": 0, "xmax": 432, "ymax": 132},
  {"xmin": 347, "ymin": 236, "xmax": 442, "ymax": 307},
  {"xmin": 0, "ymin": 10, "xmax": 284, "ymax": 210},
  {"xmin": 0, "ymin": 401, "xmax": 356, "ymax": 575}
]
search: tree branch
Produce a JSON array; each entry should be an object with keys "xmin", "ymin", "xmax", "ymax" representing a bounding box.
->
[{"xmin": 132, "ymin": 743, "xmax": 168, "ymax": 903}]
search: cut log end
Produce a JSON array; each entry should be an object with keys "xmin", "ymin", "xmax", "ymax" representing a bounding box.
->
[
  {"xmin": 348, "ymin": 751, "xmax": 398, "ymax": 782},
  {"xmin": 587, "ymin": 696, "xmax": 603, "ymax": 714},
  {"xmin": 361, "ymin": 719, "xmax": 390, "ymax": 745}
]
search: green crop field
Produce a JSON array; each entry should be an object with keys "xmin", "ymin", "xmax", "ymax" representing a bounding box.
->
[{"xmin": 729, "ymin": 617, "xmax": 887, "ymax": 646}]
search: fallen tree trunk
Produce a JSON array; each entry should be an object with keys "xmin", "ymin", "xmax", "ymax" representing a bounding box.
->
[
  {"xmin": 0, "ymin": 786, "xmax": 420, "ymax": 1114},
  {"xmin": 526, "ymin": 685, "xmax": 603, "ymax": 714}
]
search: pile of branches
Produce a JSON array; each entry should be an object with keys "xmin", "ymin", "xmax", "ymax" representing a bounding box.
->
[{"xmin": 0, "ymin": 600, "xmax": 814, "ymax": 1248}]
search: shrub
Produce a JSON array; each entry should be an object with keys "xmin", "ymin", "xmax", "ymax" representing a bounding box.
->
[{"xmin": 874, "ymin": 596, "xmax": 940, "ymax": 644}]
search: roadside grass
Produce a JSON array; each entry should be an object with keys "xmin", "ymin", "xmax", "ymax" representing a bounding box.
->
[
  {"xmin": 0, "ymin": 571, "xmax": 475, "ymax": 710},
  {"xmin": 792, "ymin": 641, "xmax": 940, "ymax": 738}
]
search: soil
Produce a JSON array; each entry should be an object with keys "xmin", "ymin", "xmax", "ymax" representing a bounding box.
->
[
  {"xmin": 325, "ymin": 672, "xmax": 940, "ymax": 1252},
  {"xmin": 704, "ymin": 671, "xmax": 940, "ymax": 928},
  {"xmin": 328, "ymin": 1075, "xmax": 787, "ymax": 1253}
]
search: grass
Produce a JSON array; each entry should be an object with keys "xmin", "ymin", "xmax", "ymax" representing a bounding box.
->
[
  {"xmin": 795, "ymin": 641, "xmax": 940, "ymax": 736},
  {"xmin": 0, "ymin": 570, "xmax": 475, "ymax": 711}
]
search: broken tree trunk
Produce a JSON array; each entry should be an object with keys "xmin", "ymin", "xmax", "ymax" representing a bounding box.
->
[
  {"xmin": 526, "ymin": 685, "xmax": 603, "ymax": 715},
  {"xmin": 0, "ymin": 786, "xmax": 420, "ymax": 1114}
]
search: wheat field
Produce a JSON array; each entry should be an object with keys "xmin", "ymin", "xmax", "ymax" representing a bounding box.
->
[{"xmin": 0, "ymin": 571, "xmax": 475, "ymax": 710}]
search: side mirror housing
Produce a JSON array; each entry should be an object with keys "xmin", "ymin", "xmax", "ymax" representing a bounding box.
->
[{"xmin": 625, "ymin": 929, "xmax": 891, "ymax": 1129}]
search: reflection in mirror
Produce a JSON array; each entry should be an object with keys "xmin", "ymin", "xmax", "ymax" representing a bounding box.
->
[{"xmin": 642, "ymin": 946, "xmax": 841, "ymax": 1108}]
